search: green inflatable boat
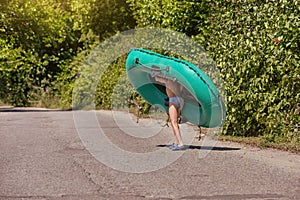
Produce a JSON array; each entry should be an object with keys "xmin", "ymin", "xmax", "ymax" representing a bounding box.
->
[{"xmin": 126, "ymin": 48, "xmax": 226, "ymax": 128}]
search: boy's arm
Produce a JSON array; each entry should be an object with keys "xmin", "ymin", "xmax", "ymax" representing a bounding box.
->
[{"xmin": 154, "ymin": 76, "xmax": 167, "ymax": 84}]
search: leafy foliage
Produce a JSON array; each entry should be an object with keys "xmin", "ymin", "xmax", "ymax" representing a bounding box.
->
[
  {"xmin": 127, "ymin": 0, "xmax": 300, "ymax": 147},
  {"xmin": 127, "ymin": 0, "xmax": 211, "ymax": 37},
  {"xmin": 0, "ymin": 0, "xmax": 299, "ymax": 149},
  {"xmin": 0, "ymin": 0, "xmax": 135, "ymax": 106},
  {"xmin": 0, "ymin": 38, "xmax": 44, "ymax": 105},
  {"xmin": 0, "ymin": 0, "xmax": 83, "ymax": 105},
  {"xmin": 202, "ymin": 0, "xmax": 300, "ymax": 140}
]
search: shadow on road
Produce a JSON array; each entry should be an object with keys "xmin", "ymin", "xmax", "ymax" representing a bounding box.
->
[
  {"xmin": 157, "ymin": 144, "xmax": 241, "ymax": 151},
  {"xmin": 0, "ymin": 107, "xmax": 71, "ymax": 112}
]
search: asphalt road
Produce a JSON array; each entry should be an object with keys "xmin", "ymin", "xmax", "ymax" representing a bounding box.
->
[{"xmin": 0, "ymin": 107, "xmax": 299, "ymax": 200}]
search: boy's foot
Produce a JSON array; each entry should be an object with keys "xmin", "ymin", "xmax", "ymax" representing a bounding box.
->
[
  {"xmin": 171, "ymin": 145, "xmax": 187, "ymax": 151},
  {"xmin": 168, "ymin": 143, "xmax": 176, "ymax": 149}
]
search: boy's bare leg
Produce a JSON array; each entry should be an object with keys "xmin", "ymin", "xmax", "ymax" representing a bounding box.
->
[{"xmin": 169, "ymin": 104, "xmax": 184, "ymax": 146}]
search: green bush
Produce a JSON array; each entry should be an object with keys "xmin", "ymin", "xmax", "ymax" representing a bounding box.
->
[
  {"xmin": 127, "ymin": 0, "xmax": 300, "ymax": 148},
  {"xmin": 1, "ymin": 0, "xmax": 299, "ymax": 150},
  {"xmin": 0, "ymin": 38, "xmax": 45, "ymax": 106},
  {"xmin": 203, "ymin": 0, "xmax": 300, "ymax": 140},
  {"xmin": 0, "ymin": 0, "xmax": 136, "ymax": 107},
  {"xmin": 0, "ymin": 0, "xmax": 84, "ymax": 106}
]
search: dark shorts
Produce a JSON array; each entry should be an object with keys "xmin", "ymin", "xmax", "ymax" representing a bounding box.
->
[{"xmin": 169, "ymin": 97, "xmax": 184, "ymax": 111}]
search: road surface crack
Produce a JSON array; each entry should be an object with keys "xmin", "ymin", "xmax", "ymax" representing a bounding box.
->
[{"xmin": 71, "ymin": 160, "xmax": 103, "ymax": 193}]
